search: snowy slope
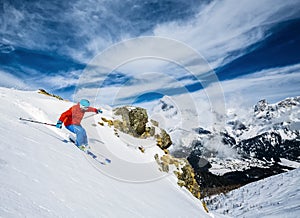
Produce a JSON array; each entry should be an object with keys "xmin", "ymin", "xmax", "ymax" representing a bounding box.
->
[
  {"xmin": 207, "ymin": 168, "xmax": 300, "ymax": 218},
  {"xmin": 0, "ymin": 87, "xmax": 213, "ymax": 218}
]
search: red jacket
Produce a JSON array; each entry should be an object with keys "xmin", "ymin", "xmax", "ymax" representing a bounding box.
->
[{"xmin": 59, "ymin": 103, "xmax": 98, "ymax": 126}]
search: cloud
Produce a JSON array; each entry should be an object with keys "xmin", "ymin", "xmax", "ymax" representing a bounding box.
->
[
  {"xmin": 0, "ymin": 70, "xmax": 29, "ymax": 89},
  {"xmin": 153, "ymin": 0, "xmax": 300, "ymax": 68},
  {"xmin": 73, "ymin": 37, "xmax": 222, "ymax": 107},
  {"xmin": 73, "ymin": 0, "xmax": 300, "ymax": 106},
  {"xmin": 1, "ymin": 0, "xmax": 299, "ymax": 106},
  {"xmin": 2, "ymin": 0, "xmax": 299, "ymax": 66},
  {"xmin": 39, "ymin": 70, "xmax": 82, "ymax": 90},
  {"xmin": 134, "ymin": 63, "xmax": 300, "ymax": 137},
  {"xmin": 172, "ymin": 63, "xmax": 300, "ymax": 123},
  {"xmin": 0, "ymin": 0, "xmax": 206, "ymax": 62},
  {"xmin": 219, "ymin": 63, "xmax": 300, "ymax": 106},
  {"xmin": 75, "ymin": 70, "xmax": 193, "ymax": 106}
]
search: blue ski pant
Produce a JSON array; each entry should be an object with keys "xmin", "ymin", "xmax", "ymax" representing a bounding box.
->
[{"xmin": 66, "ymin": 125, "xmax": 88, "ymax": 146}]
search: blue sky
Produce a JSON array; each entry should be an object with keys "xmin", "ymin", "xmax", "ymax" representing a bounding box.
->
[{"xmin": 1, "ymin": 0, "xmax": 300, "ymax": 107}]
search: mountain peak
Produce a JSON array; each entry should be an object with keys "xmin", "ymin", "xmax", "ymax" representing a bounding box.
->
[{"xmin": 254, "ymin": 96, "xmax": 300, "ymax": 120}]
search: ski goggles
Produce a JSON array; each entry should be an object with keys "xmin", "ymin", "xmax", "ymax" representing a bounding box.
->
[{"xmin": 80, "ymin": 104, "xmax": 89, "ymax": 110}]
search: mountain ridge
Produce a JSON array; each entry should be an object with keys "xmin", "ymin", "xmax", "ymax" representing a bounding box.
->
[{"xmin": 149, "ymin": 95, "xmax": 300, "ymax": 198}]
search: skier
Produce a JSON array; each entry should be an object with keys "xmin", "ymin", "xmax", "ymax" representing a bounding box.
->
[{"xmin": 56, "ymin": 99, "xmax": 102, "ymax": 150}]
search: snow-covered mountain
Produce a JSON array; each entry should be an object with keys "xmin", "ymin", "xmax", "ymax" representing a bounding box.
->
[
  {"xmin": 207, "ymin": 168, "xmax": 300, "ymax": 218},
  {"xmin": 147, "ymin": 94, "xmax": 300, "ymax": 205},
  {"xmin": 229, "ymin": 97, "xmax": 299, "ymax": 161},
  {"xmin": 0, "ymin": 87, "xmax": 212, "ymax": 218},
  {"xmin": 150, "ymin": 95, "xmax": 300, "ymax": 169}
]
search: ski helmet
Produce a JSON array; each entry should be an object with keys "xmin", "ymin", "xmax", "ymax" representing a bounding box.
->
[{"xmin": 79, "ymin": 99, "xmax": 90, "ymax": 107}]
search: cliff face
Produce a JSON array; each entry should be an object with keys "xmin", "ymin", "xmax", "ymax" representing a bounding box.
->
[{"xmin": 109, "ymin": 106, "xmax": 201, "ymax": 199}]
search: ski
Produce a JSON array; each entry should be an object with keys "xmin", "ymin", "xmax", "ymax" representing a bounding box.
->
[
  {"xmin": 90, "ymin": 150, "xmax": 112, "ymax": 163},
  {"xmin": 68, "ymin": 137, "xmax": 111, "ymax": 165},
  {"xmin": 86, "ymin": 149, "xmax": 111, "ymax": 164},
  {"xmin": 86, "ymin": 149, "xmax": 107, "ymax": 165}
]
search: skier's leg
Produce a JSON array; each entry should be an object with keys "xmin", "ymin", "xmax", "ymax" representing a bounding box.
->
[
  {"xmin": 73, "ymin": 125, "xmax": 88, "ymax": 146},
  {"xmin": 65, "ymin": 125, "xmax": 76, "ymax": 134},
  {"xmin": 81, "ymin": 127, "xmax": 88, "ymax": 145},
  {"xmin": 65, "ymin": 125, "xmax": 85, "ymax": 146},
  {"xmin": 78, "ymin": 126, "xmax": 88, "ymax": 146}
]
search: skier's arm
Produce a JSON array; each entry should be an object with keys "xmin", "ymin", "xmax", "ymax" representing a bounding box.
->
[
  {"xmin": 56, "ymin": 107, "xmax": 72, "ymax": 129},
  {"xmin": 58, "ymin": 107, "xmax": 72, "ymax": 122},
  {"xmin": 86, "ymin": 107, "xmax": 102, "ymax": 113}
]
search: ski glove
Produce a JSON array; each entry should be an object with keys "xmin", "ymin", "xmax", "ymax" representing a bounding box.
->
[
  {"xmin": 97, "ymin": 109, "xmax": 103, "ymax": 114},
  {"xmin": 56, "ymin": 121, "xmax": 63, "ymax": 129}
]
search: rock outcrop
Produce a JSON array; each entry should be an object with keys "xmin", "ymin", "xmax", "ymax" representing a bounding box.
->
[
  {"xmin": 100, "ymin": 105, "xmax": 201, "ymax": 203},
  {"xmin": 154, "ymin": 154, "xmax": 201, "ymax": 199},
  {"xmin": 38, "ymin": 89, "xmax": 65, "ymax": 100},
  {"xmin": 112, "ymin": 106, "xmax": 172, "ymax": 150},
  {"xmin": 113, "ymin": 107, "xmax": 148, "ymax": 137}
]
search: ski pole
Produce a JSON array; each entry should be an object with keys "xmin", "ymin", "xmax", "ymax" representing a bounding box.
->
[{"xmin": 19, "ymin": 117, "xmax": 56, "ymax": 127}]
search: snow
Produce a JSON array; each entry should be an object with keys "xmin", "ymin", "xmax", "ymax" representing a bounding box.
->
[
  {"xmin": 0, "ymin": 87, "xmax": 212, "ymax": 217},
  {"xmin": 207, "ymin": 168, "xmax": 300, "ymax": 218},
  {"xmin": 279, "ymin": 158, "xmax": 300, "ymax": 169},
  {"xmin": 2, "ymin": 87, "xmax": 298, "ymax": 218},
  {"xmin": 208, "ymin": 157, "xmax": 268, "ymax": 176}
]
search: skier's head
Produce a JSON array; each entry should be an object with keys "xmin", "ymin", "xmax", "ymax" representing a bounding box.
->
[{"xmin": 79, "ymin": 99, "xmax": 90, "ymax": 110}]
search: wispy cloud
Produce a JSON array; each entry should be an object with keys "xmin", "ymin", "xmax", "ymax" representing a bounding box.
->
[
  {"xmin": 73, "ymin": 37, "xmax": 219, "ymax": 106},
  {"xmin": 39, "ymin": 70, "xmax": 82, "ymax": 90},
  {"xmin": 74, "ymin": 0, "xmax": 300, "ymax": 106},
  {"xmin": 0, "ymin": 0, "xmax": 206, "ymax": 62},
  {"xmin": 136, "ymin": 63, "xmax": 300, "ymax": 134},
  {"xmin": 4, "ymin": 0, "xmax": 299, "ymax": 64},
  {"xmin": 0, "ymin": 70, "xmax": 29, "ymax": 89},
  {"xmin": 1, "ymin": 0, "xmax": 299, "ymax": 105},
  {"xmin": 173, "ymin": 63, "xmax": 300, "ymax": 119},
  {"xmin": 219, "ymin": 63, "xmax": 300, "ymax": 106},
  {"xmin": 153, "ymin": 0, "xmax": 300, "ymax": 68}
]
